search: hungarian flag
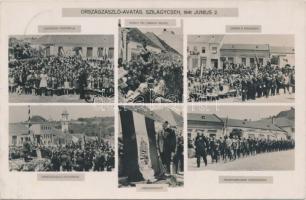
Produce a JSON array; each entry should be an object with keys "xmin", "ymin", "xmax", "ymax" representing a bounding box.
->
[{"xmin": 119, "ymin": 106, "xmax": 165, "ymax": 182}]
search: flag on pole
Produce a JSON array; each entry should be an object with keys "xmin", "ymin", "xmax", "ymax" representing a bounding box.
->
[
  {"xmin": 119, "ymin": 106, "xmax": 165, "ymax": 182},
  {"xmin": 28, "ymin": 105, "xmax": 31, "ymax": 134}
]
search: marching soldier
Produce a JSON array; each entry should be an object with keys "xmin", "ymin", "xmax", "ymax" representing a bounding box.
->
[{"xmin": 194, "ymin": 133, "xmax": 207, "ymax": 167}]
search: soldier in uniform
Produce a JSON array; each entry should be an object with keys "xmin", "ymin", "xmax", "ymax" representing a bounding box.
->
[
  {"xmin": 194, "ymin": 133, "xmax": 207, "ymax": 167},
  {"xmin": 210, "ymin": 137, "xmax": 219, "ymax": 163},
  {"xmin": 241, "ymin": 76, "xmax": 248, "ymax": 101},
  {"xmin": 78, "ymin": 68, "xmax": 88, "ymax": 100},
  {"xmin": 174, "ymin": 133, "xmax": 184, "ymax": 173},
  {"xmin": 246, "ymin": 76, "xmax": 253, "ymax": 100},
  {"xmin": 251, "ymin": 76, "xmax": 257, "ymax": 100},
  {"xmin": 257, "ymin": 75, "xmax": 263, "ymax": 98},
  {"xmin": 271, "ymin": 76, "xmax": 277, "ymax": 96}
]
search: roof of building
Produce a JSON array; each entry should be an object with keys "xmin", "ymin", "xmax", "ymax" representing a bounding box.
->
[
  {"xmin": 188, "ymin": 35, "xmax": 224, "ymax": 44},
  {"xmin": 270, "ymin": 46, "xmax": 295, "ymax": 54},
  {"xmin": 125, "ymin": 28, "xmax": 160, "ymax": 49},
  {"xmin": 188, "ymin": 113, "xmax": 223, "ymax": 123},
  {"xmin": 276, "ymin": 108, "xmax": 295, "ymax": 120},
  {"xmin": 145, "ymin": 32, "xmax": 166, "ymax": 51},
  {"xmin": 153, "ymin": 108, "xmax": 183, "ymax": 127},
  {"xmin": 145, "ymin": 32, "xmax": 181, "ymax": 55},
  {"xmin": 9, "ymin": 123, "xmax": 32, "ymax": 136},
  {"xmin": 32, "ymin": 35, "xmax": 114, "ymax": 47},
  {"xmin": 221, "ymin": 44, "xmax": 270, "ymax": 51},
  {"xmin": 223, "ymin": 118, "xmax": 285, "ymax": 132},
  {"xmin": 28, "ymin": 115, "xmax": 47, "ymax": 123},
  {"xmin": 257, "ymin": 117, "xmax": 294, "ymax": 128},
  {"xmin": 158, "ymin": 30, "xmax": 183, "ymax": 55}
]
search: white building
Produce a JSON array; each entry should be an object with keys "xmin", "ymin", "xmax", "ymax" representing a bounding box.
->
[
  {"xmin": 220, "ymin": 44, "xmax": 270, "ymax": 67},
  {"xmin": 187, "ymin": 113, "xmax": 224, "ymax": 139},
  {"xmin": 224, "ymin": 118, "xmax": 288, "ymax": 140},
  {"xmin": 187, "ymin": 113, "xmax": 289, "ymax": 141},
  {"xmin": 270, "ymin": 46, "xmax": 295, "ymax": 67},
  {"xmin": 187, "ymin": 35, "xmax": 224, "ymax": 74},
  {"xmin": 9, "ymin": 111, "xmax": 72, "ymax": 147},
  {"xmin": 31, "ymin": 35, "xmax": 114, "ymax": 60}
]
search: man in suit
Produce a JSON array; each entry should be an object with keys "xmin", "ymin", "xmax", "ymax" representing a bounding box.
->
[{"xmin": 161, "ymin": 121, "xmax": 177, "ymax": 174}]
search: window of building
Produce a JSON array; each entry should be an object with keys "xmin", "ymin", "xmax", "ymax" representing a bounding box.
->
[
  {"xmin": 200, "ymin": 57, "xmax": 207, "ymax": 68},
  {"xmin": 192, "ymin": 58, "xmax": 198, "ymax": 69},
  {"xmin": 58, "ymin": 46, "xmax": 64, "ymax": 56},
  {"xmin": 250, "ymin": 58, "xmax": 255, "ymax": 65},
  {"xmin": 242, "ymin": 57, "xmax": 246, "ymax": 65},
  {"xmin": 201, "ymin": 47, "xmax": 206, "ymax": 53},
  {"xmin": 74, "ymin": 47, "xmax": 82, "ymax": 56},
  {"xmin": 86, "ymin": 47, "xmax": 93, "ymax": 58},
  {"xmin": 259, "ymin": 58, "xmax": 264, "ymax": 65},
  {"xmin": 45, "ymin": 46, "xmax": 50, "ymax": 57},
  {"xmin": 211, "ymin": 46, "xmax": 217, "ymax": 54},
  {"xmin": 97, "ymin": 47, "xmax": 103, "ymax": 58},
  {"xmin": 228, "ymin": 57, "xmax": 234, "ymax": 64},
  {"xmin": 131, "ymin": 52, "xmax": 138, "ymax": 60},
  {"xmin": 108, "ymin": 47, "xmax": 114, "ymax": 58},
  {"xmin": 193, "ymin": 46, "xmax": 198, "ymax": 52}
]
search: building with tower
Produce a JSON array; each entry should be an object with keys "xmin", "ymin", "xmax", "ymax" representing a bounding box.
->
[
  {"xmin": 9, "ymin": 109, "xmax": 72, "ymax": 146},
  {"xmin": 61, "ymin": 110, "xmax": 69, "ymax": 133}
]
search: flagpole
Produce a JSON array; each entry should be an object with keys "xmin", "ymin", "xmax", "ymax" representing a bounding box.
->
[{"xmin": 28, "ymin": 105, "xmax": 32, "ymax": 142}]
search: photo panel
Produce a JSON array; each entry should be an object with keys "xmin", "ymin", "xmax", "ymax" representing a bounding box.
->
[
  {"xmin": 187, "ymin": 105, "xmax": 295, "ymax": 171},
  {"xmin": 9, "ymin": 105, "xmax": 115, "ymax": 172},
  {"xmin": 8, "ymin": 35, "xmax": 114, "ymax": 103},
  {"xmin": 118, "ymin": 105, "xmax": 184, "ymax": 188},
  {"xmin": 118, "ymin": 21, "xmax": 183, "ymax": 103},
  {"xmin": 187, "ymin": 34, "xmax": 295, "ymax": 103}
]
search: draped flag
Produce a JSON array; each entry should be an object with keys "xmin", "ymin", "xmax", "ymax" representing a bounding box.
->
[{"xmin": 119, "ymin": 106, "xmax": 165, "ymax": 183}]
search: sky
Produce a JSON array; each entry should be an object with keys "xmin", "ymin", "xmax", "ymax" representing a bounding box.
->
[
  {"xmin": 223, "ymin": 34, "xmax": 294, "ymax": 47},
  {"xmin": 188, "ymin": 105, "xmax": 293, "ymax": 121},
  {"xmin": 10, "ymin": 105, "xmax": 114, "ymax": 123}
]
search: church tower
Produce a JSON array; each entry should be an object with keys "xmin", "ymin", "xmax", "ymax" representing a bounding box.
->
[{"xmin": 61, "ymin": 109, "xmax": 69, "ymax": 133}]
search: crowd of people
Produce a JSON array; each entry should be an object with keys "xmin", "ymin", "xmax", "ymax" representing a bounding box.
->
[
  {"xmin": 118, "ymin": 44, "xmax": 183, "ymax": 103},
  {"xmin": 9, "ymin": 37, "xmax": 41, "ymax": 60},
  {"xmin": 188, "ymin": 63, "xmax": 295, "ymax": 102},
  {"xmin": 9, "ymin": 140, "xmax": 115, "ymax": 171},
  {"xmin": 189, "ymin": 133, "xmax": 295, "ymax": 168},
  {"xmin": 9, "ymin": 40, "xmax": 114, "ymax": 101}
]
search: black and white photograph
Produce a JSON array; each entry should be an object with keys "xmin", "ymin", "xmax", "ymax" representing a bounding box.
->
[
  {"xmin": 9, "ymin": 35, "xmax": 114, "ymax": 103},
  {"xmin": 187, "ymin": 35, "xmax": 295, "ymax": 103},
  {"xmin": 188, "ymin": 105, "xmax": 295, "ymax": 171},
  {"xmin": 9, "ymin": 105, "xmax": 115, "ymax": 172},
  {"xmin": 118, "ymin": 26, "xmax": 183, "ymax": 103},
  {"xmin": 118, "ymin": 106, "xmax": 184, "ymax": 187}
]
